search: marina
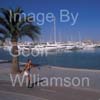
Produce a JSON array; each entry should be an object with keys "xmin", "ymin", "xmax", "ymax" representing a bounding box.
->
[
  {"xmin": 2, "ymin": 41, "xmax": 100, "ymax": 52},
  {"xmin": 0, "ymin": 0, "xmax": 100, "ymax": 100},
  {"xmin": 0, "ymin": 44, "xmax": 100, "ymax": 70}
]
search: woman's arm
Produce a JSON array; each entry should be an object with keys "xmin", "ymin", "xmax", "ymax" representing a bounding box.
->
[{"xmin": 23, "ymin": 64, "xmax": 28, "ymax": 71}]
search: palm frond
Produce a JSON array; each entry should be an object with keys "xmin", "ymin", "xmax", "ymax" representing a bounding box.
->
[
  {"xmin": 0, "ymin": 17, "xmax": 11, "ymax": 32},
  {"xmin": 18, "ymin": 15, "xmax": 33, "ymax": 28},
  {"xmin": 0, "ymin": 8, "xmax": 11, "ymax": 23},
  {"xmin": 0, "ymin": 28, "xmax": 11, "ymax": 38},
  {"xmin": 20, "ymin": 31, "xmax": 39, "ymax": 41},
  {"xmin": 20, "ymin": 24, "xmax": 40, "ymax": 40},
  {"xmin": 0, "ymin": 7, "xmax": 41, "ymax": 42},
  {"xmin": 21, "ymin": 24, "xmax": 40, "ymax": 34},
  {"xmin": 0, "ymin": 28, "xmax": 8, "ymax": 34},
  {"xmin": 14, "ymin": 7, "xmax": 23, "ymax": 25}
]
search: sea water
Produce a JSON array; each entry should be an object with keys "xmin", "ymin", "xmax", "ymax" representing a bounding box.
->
[{"xmin": 0, "ymin": 48, "xmax": 100, "ymax": 70}]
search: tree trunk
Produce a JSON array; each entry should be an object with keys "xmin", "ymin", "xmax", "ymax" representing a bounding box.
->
[{"xmin": 11, "ymin": 40, "xmax": 20, "ymax": 74}]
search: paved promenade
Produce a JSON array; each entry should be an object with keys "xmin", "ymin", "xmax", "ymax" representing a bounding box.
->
[{"xmin": 0, "ymin": 63, "xmax": 100, "ymax": 100}]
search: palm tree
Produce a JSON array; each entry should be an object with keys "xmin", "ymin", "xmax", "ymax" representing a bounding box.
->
[{"xmin": 0, "ymin": 8, "xmax": 40, "ymax": 73}]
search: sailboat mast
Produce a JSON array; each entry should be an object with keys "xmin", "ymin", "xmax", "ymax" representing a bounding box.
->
[
  {"xmin": 53, "ymin": 16, "xmax": 56, "ymax": 44},
  {"xmin": 78, "ymin": 31, "xmax": 81, "ymax": 43}
]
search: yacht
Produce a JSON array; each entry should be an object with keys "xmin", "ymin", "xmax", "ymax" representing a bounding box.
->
[{"xmin": 83, "ymin": 43, "xmax": 96, "ymax": 50}]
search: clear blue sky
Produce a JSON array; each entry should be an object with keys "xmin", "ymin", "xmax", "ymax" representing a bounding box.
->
[{"xmin": 0, "ymin": 0, "xmax": 100, "ymax": 42}]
